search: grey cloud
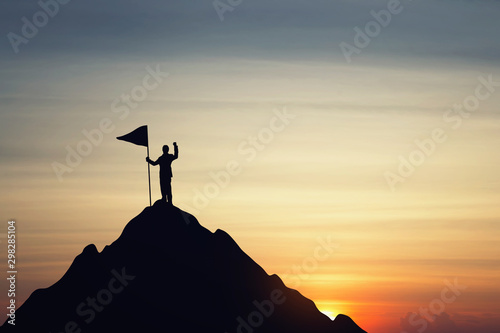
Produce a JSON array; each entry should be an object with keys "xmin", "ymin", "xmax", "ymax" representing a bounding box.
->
[{"xmin": 1, "ymin": 0, "xmax": 499, "ymax": 64}]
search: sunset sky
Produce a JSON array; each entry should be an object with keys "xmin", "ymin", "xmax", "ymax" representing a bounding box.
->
[{"xmin": 1, "ymin": 1, "xmax": 500, "ymax": 332}]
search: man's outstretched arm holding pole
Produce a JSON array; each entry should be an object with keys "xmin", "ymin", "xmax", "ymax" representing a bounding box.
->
[{"xmin": 146, "ymin": 156, "xmax": 160, "ymax": 165}]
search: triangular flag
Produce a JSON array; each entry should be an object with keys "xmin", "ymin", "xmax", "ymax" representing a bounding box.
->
[{"xmin": 117, "ymin": 125, "xmax": 148, "ymax": 147}]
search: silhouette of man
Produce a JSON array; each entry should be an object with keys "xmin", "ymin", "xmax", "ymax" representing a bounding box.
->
[{"xmin": 146, "ymin": 142, "xmax": 178, "ymax": 205}]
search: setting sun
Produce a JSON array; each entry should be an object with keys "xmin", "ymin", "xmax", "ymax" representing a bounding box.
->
[{"xmin": 320, "ymin": 310, "xmax": 338, "ymax": 321}]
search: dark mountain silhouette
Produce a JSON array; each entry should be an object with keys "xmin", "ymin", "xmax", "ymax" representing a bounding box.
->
[{"xmin": 1, "ymin": 201, "xmax": 366, "ymax": 333}]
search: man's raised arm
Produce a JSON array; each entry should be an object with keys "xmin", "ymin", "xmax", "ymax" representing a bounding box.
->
[{"xmin": 173, "ymin": 142, "xmax": 179, "ymax": 160}]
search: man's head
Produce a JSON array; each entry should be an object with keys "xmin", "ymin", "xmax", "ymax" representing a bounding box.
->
[{"xmin": 162, "ymin": 145, "xmax": 169, "ymax": 154}]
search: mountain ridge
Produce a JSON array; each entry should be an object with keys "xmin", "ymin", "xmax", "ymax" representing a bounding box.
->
[{"xmin": 1, "ymin": 201, "xmax": 366, "ymax": 333}]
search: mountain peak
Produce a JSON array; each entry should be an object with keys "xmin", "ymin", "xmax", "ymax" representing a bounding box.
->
[{"xmin": 1, "ymin": 202, "xmax": 366, "ymax": 333}]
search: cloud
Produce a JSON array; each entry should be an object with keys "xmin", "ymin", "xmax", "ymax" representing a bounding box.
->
[
  {"xmin": 400, "ymin": 312, "xmax": 500, "ymax": 333},
  {"xmin": 1, "ymin": 0, "xmax": 499, "ymax": 64}
]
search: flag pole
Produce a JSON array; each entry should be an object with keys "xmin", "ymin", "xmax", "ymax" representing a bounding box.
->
[
  {"xmin": 116, "ymin": 125, "xmax": 151, "ymax": 205},
  {"xmin": 147, "ymin": 144, "xmax": 152, "ymax": 207}
]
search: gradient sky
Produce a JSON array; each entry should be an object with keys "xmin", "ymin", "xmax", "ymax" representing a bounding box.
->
[{"xmin": 1, "ymin": 1, "xmax": 500, "ymax": 332}]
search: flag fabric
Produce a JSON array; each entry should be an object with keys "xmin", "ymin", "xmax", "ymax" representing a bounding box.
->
[{"xmin": 117, "ymin": 125, "xmax": 148, "ymax": 147}]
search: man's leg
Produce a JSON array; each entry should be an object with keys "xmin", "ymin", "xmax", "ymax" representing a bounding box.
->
[
  {"xmin": 166, "ymin": 180, "xmax": 173, "ymax": 205},
  {"xmin": 160, "ymin": 178, "xmax": 167, "ymax": 202}
]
